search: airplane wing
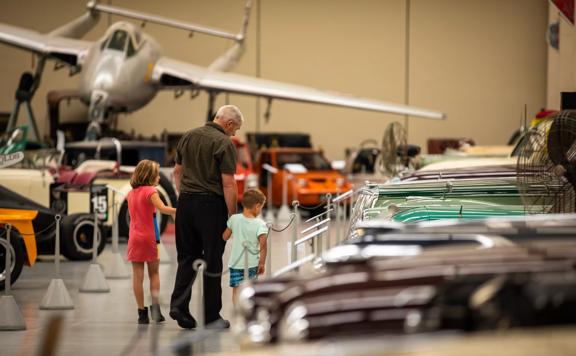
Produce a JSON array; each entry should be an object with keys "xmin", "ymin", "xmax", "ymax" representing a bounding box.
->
[
  {"xmin": 153, "ymin": 57, "xmax": 446, "ymax": 120},
  {"xmin": 0, "ymin": 23, "xmax": 91, "ymax": 66}
]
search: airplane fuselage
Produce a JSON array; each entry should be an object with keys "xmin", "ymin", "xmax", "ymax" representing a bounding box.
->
[{"xmin": 78, "ymin": 22, "xmax": 161, "ymax": 114}]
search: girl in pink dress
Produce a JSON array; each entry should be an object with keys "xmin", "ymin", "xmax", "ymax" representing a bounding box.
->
[{"xmin": 127, "ymin": 160, "xmax": 176, "ymax": 324}]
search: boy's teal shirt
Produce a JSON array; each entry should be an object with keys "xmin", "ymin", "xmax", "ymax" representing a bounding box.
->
[{"xmin": 227, "ymin": 213, "xmax": 268, "ymax": 269}]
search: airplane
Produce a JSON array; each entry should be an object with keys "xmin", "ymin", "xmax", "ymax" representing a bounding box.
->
[{"xmin": 0, "ymin": 0, "xmax": 445, "ymax": 141}]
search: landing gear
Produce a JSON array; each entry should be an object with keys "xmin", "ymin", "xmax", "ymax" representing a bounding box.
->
[
  {"xmin": 86, "ymin": 90, "xmax": 110, "ymax": 141},
  {"xmin": 5, "ymin": 58, "xmax": 46, "ymax": 142}
]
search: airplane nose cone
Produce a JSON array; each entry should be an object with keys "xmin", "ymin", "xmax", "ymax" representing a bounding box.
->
[{"xmin": 92, "ymin": 71, "xmax": 115, "ymax": 91}]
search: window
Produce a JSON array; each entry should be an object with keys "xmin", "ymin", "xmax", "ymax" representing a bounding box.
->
[
  {"xmin": 277, "ymin": 152, "xmax": 331, "ymax": 171},
  {"xmin": 106, "ymin": 30, "xmax": 128, "ymax": 51}
]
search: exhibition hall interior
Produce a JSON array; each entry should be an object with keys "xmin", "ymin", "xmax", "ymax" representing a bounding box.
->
[{"xmin": 1, "ymin": 0, "xmax": 576, "ymax": 355}]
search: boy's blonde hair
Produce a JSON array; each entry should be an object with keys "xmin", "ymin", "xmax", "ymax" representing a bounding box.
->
[
  {"xmin": 242, "ymin": 189, "xmax": 266, "ymax": 209},
  {"xmin": 130, "ymin": 160, "xmax": 160, "ymax": 188}
]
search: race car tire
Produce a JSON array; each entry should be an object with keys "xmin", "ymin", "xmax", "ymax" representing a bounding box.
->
[{"xmin": 61, "ymin": 213, "xmax": 105, "ymax": 261}]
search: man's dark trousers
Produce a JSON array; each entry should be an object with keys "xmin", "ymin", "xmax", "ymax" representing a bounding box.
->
[{"xmin": 170, "ymin": 192, "xmax": 228, "ymax": 322}]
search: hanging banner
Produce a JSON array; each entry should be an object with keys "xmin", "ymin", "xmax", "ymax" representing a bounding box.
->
[{"xmin": 552, "ymin": 0, "xmax": 575, "ymax": 24}]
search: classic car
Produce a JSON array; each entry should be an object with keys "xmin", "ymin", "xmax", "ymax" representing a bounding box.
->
[
  {"xmin": 234, "ymin": 214, "xmax": 576, "ymax": 344},
  {"xmin": 254, "ymin": 147, "xmax": 353, "ymax": 208},
  {"xmin": 236, "ymin": 241, "xmax": 576, "ymax": 343}
]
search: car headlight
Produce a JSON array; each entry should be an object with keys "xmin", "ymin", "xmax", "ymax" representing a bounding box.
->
[
  {"xmin": 246, "ymin": 308, "xmax": 272, "ymax": 344},
  {"xmin": 245, "ymin": 173, "xmax": 259, "ymax": 190},
  {"xmin": 336, "ymin": 177, "xmax": 346, "ymax": 188},
  {"xmin": 279, "ymin": 302, "xmax": 309, "ymax": 342},
  {"xmin": 236, "ymin": 284, "xmax": 256, "ymax": 316},
  {"xmin": 297, "ymin": 178, "xmax": 308, "ymax": 187}
]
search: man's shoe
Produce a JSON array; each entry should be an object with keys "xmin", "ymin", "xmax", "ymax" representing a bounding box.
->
[
  {"xmin": 169, "ymin": 309, "xmax": 197, "ymax": 329},
  {"xmin": 206, "ymin": 318, "xmax": 230, "ymax": 329}
]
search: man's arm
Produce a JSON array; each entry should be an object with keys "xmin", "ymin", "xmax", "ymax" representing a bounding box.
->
[
  {"xmin": 173, "ymin": 164, "xmax": 183, "ymax": 194},
  {"xmin": 221, "ymin": 173, "xmax": 237, "ymax": 216}
]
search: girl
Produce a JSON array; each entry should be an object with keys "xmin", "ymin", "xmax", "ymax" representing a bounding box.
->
[{"xmin": 127, "ymin": 160, "xmax": 176, "ymax": 324}]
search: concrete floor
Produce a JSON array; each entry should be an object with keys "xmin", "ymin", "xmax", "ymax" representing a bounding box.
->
[{"xmin": 0, "ymin": 214, "xmax": 323, "ymax": 356}]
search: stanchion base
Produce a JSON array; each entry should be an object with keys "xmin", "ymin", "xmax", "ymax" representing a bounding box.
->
[
  {"xmin": 277, "ymin": 205, "xmax": 291, "ymax": 224},
  {"xmin": 105, "ymin": 252, "xmax": 131, "ymax": 279},
  {"xmin": 158, "ymin": 241, "xmax": 172, "ymax": 265},
  {"xmin": 39, "ymin": 278, "xmax": 74, "ymax": 310},
  {"xmin": 0, "ymin": 295, "xmax": 26, "ymax": 330},
  {"xmin": 80, "ymin": 264, "xmax": 110, "ymax": 293}
]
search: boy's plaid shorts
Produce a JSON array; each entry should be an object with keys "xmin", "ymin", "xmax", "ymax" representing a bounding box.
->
[{"xmin": 229, "ymin": 267, "xmax": 258, "ymax": 287}]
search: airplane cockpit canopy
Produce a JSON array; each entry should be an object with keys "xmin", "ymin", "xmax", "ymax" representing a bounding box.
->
[{"xmin": 101, "ymin": 24, "xmax": 142, "ymax": 58}]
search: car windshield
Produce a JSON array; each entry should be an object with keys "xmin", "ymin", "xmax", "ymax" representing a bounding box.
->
[{"xmin": 277, "ymin": 152, "xmax": 332, "ymax": 171}]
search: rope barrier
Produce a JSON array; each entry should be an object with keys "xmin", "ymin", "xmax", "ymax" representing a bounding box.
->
[
  {"xmin": 297, "ymin": 201, "xmax": 327, "ymax": 211},
  {"xmin": 269, "ymin": 213, "xmax": 295, "ymax": 232},
  {"xmin": 1, "ymin": 220, "xmax": 58, "ymax": 237}
]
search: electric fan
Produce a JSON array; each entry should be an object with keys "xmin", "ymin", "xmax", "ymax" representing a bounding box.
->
[
  {"xmin": 516, "ymin": 110, "xmax": 576, "ymax": 214},
  {"xmin": 377, "ymin": 121, "xmax": 408, "ymax": 176}
]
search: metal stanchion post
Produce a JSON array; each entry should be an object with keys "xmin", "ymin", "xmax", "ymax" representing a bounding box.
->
[
  {"xmin": 0, "ymin": 224, "xmax": 26, "ymax": 330},
  {"xmin": 277, "ymin": 173, "xmax": 292, "ymax": 224},
  {"xmin": 40, "ymin": 215, "xmax": 74, "ymax": 309},
  {"xmin": 324, "ymin": 193, "xmax": 331, "ymax": 252},
  {"xmin": 106, "ymin": 190, "xmax": 130, "ymax": 279},
  {"xmin": 92, "ymin": 211, "xmax": 98, "ymax": 263},
  {"xmin": 291, "ymin": 201, "xmax": 299, "ymax": 264},
  {"xmin": 55, "ymin": 215, "xmax": 61, "ymax": 277},
  {"xmin": 263, "ymin": 164, "xmax": 278, "ymax": 223},
  {"xmin": 193, "ymin": 259, "xmax": 206, "ymax": 329},
  {"xmin": 266, "ymin": 222, "xmax": 272, "ymax": 279},
  {"xmin": 5, "ymin": 225, "xmax": 11, "ymax": 296},
  {"xmin": 4, "ymin": 224, "xmax": 12, "ymax": 295},
  {"xmin": 112, "ymin": 191, "xmax": 118, "ymax": 254},
  {"xmin": 80, "ymin": 212, "xmax": 109, "ymax": 293},
  {"xmin": 243, "ymin": 242, "xmax": 249, "ymax": 283},
  {"xmin": 314, "ymin": 217, "xmax": 320, "ymax": 256},
  {"xmin": 335, "ymin": 195, "xmax": 341, "ymax": 246}
]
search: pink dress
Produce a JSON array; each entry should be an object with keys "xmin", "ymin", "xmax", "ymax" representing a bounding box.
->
[{"xmin": 126, "ymin": 186, "xmax": 159, "ymax": 262}]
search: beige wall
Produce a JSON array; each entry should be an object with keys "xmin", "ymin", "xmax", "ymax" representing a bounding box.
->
[
  {"xmin": 0, "ymin": 0, "xmax": 547, "ymax": 160},
  {"xmin": 547, "ymin": 2, "xmax": 576, "ymax": 109}
]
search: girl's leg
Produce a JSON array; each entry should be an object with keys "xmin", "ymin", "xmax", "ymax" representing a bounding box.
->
[
  {"xmin": 147, "ymin": 260, "xmax": 160, "ymax": 305},
  {"xmin": 132, "ymin": 262, "xmax": 145, "ymax": 309}
]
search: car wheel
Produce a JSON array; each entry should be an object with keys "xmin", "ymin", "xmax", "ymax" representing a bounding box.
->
[
  {"xmin": 0, "ymin": 228, "xmax": 25, "ymax": 291},
  {"xmin": 60, "ymin": 213, "xmax": 105, "ymax": 261}
]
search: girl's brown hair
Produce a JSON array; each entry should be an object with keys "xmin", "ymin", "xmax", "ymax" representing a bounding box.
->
[{"xmin": 130, "ymin": 160, "xmax": 160, "ymax": 188}]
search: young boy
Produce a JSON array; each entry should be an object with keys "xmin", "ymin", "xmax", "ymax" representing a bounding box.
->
[{"xmin": 222, "ymin": 189, "xmax": 268, "ymax": 304}]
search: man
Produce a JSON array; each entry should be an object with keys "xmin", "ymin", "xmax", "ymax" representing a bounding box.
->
[{"xmin": 170, "ymin": 105, "xmax": 243, "ymax": 329}]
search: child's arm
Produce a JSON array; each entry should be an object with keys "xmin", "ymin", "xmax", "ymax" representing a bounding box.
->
[
  {"xmin": 257, "ymin": 233, "xmax": 267, "ymax": 275},
  {"xmin": 150, "ymin": 192, "xmax": 176, "ymax": 219},
  {"xmin": 222, "ymin": 228, "xmax": 232, "ymax": 241}
]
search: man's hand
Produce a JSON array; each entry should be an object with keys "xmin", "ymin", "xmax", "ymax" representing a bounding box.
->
[{"xmin": 257, "ymin": 263, "xmax": 265, "ymax": 275}]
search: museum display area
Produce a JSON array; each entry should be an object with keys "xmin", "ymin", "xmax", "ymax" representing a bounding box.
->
[{"xmin": 1, "ymin": 0, "xmax": 576, "ymax": 355}]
